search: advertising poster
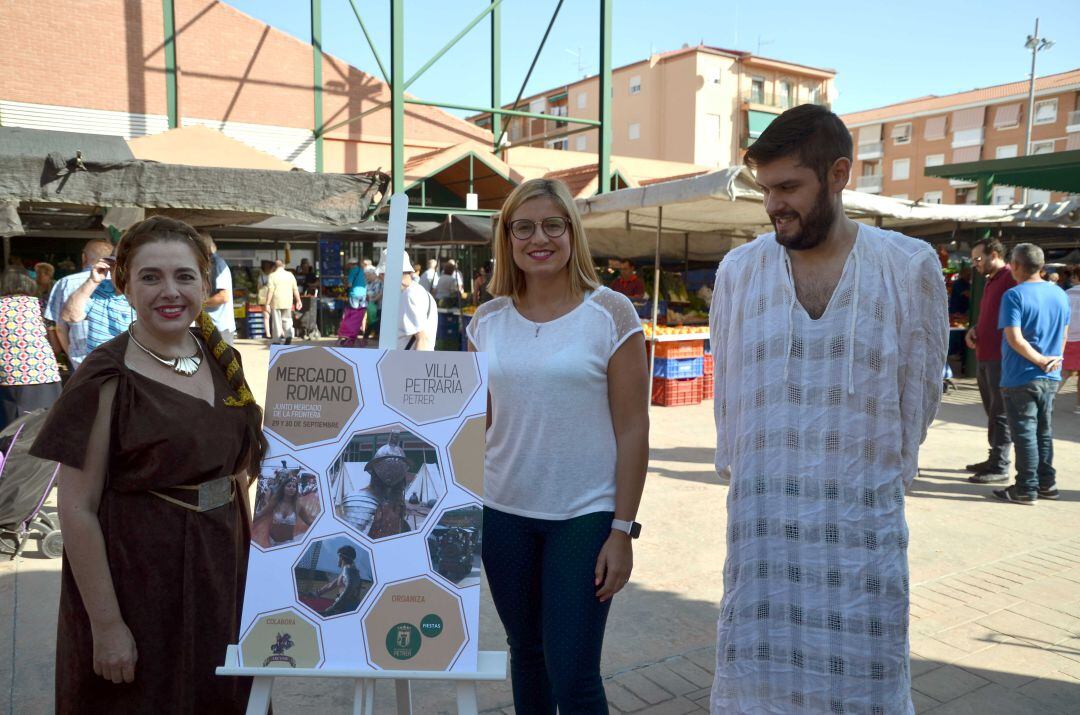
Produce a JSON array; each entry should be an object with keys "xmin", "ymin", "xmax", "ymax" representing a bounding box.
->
[{"xmin": 238, "ymin": 345, "xmax": 487, "ymax": 673}]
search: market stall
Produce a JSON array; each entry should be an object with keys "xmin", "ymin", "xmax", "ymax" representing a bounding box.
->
[
  {"xmin": 575, "ymin": 166, "xmax": 1080, "ymax": 405},
  {"xmin": 0, "ymin": 126, "xmax": 390, "ymax": 340}
]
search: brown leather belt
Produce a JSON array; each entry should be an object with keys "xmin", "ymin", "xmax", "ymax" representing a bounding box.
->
[{"xmin": 148, "ymin": 476, "xmax": 236, "ymax": 512}]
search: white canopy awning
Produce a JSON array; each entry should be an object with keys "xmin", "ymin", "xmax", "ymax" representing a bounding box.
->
[{"xmin": 574, "ymin": 166, "xmax": 1074, "ymax": 261}]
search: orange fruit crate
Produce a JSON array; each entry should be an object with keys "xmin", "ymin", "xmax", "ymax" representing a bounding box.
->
[{"xmin": 651, "ymin": 377, "xmax": 703, "ymax": 407}]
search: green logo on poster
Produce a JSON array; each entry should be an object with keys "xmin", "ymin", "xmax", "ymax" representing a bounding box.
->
[
  {"xmin": 386, "ymin": 623, "xmax": 421, "ymax": 660},
  {"xmin": 420, "ymin": 613, "xmax": 443, "ymax": 638}
]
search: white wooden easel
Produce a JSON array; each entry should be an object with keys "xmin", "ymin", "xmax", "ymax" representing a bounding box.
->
[{"xmin": 217, "ymin": 646, "xmax": 507, "ymax": 715}]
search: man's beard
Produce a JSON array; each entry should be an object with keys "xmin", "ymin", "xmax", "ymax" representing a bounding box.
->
[{"xmin": 772, "ymin": 183, "xmax": 836, "ymax": 251}]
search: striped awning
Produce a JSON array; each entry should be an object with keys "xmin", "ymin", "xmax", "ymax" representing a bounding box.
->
[
  {"xmin": 923, "ymin": 116, "xmax": 947, "ymax": 141},
  {"xmin": 993, "ymin": 103, "xmax": 1021, "ymax": 128}
]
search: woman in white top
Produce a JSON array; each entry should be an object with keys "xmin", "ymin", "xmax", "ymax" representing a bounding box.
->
[{"xmin": 467, "ymin": 178, "xmax": 648, "ymax": 713}]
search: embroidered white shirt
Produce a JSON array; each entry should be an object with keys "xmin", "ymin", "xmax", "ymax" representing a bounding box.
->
[{"xmin": 709, "ymin": 224, "xmax": 948, "ymax": 715}]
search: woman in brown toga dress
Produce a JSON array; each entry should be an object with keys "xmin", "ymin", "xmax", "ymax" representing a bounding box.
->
[{"xmin": 31, "ymin": 217, "xmax": 267, "ymax": 714}]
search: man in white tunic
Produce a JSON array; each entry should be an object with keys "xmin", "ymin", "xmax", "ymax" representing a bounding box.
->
[{"xmin": 709, "ymin": 105, "xmax": 947, "ymax": 714}]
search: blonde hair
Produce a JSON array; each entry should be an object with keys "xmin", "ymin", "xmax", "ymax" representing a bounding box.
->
[{"xmin": 488, "ymin": 178, "xmax": 599, "ymax": 299}]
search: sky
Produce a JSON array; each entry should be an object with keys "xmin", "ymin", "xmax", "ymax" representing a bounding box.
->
[{"xmin": 224, "ymin": 0, "xmax": 1080, "ymax": 117}]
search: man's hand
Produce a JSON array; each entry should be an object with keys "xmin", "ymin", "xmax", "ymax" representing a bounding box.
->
[
  {"xmin": 964, "ymin": 328, "xmax": 977, "ymax": 350},
  {"xmin": 1043, "ymin": 357, "xmax": 1063, "ymax": 373},
  {"xmin": 90, "ymin": 258, "xmax": 113, "ymax": 285}
]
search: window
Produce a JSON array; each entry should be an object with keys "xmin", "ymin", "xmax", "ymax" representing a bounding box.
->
[
  {"xmin": 862, "ymin": 161, "xmax": 880, "ymax": 177},
  {"xmin": 577, "ymin": 92, "xmax": 587, "ymax": 110},
  {"xmin": 778, "ymin": 81, "xmax": 791, "ymax": 109},
  {"xmin": 925, "ymin": 153, "xmax": 945, "ymax": 167},
  {"xmin": 546, "ymin": 138, "xmax": 568, "ymax": 151},
  {"xmin": 956, "ymin": 188, "xmax": 977, "ymax": 204},
  {"xmin": 952, "ymin": 128, "xmax": 984, "ymax": 148},
  {"xmin": 992, "ymin": 186, "xmax": 1015, "ymax": 205},
  {"xmin": 1028, "ymin": 188, "xmax": 1052, "ymax": 204},
  {"xmin": 891, "ymin": 123, "xmax": 912, "ymax": 145},
  {"xmin": 750, "ymin": 78, "xmax": 765, "ymax": 104},
  {"xmin": 575, "ymin": 135, "xmax": 587, "ymax": 151},
  {"xmin": 1034, "ymin": 99, "xmax": 1057, "ymax": 124},
  {"xmin": 1031, "ymin": 139, "xmax": 1055, "ymax": 155},
  {"xmin": 891, "ymin": 158, "xmax": 910, "ymax": 181},
  {"xmin": 628, "ymin": 122, "xmax": 641, "ymax": 140},
  {"xmin": 923, "ymin": 191, "xmax": 943, "ymax": 204},
  {"xmin": 995, "ymin": 144, "xmax": 1018, "ymax": 159},
  {"xmin": 891, "ymin": 194, "xmax": 909, "ymax": 200},
  {"xmin": 809, "ymin": 85, "xmax": 822, "ymax": 105},
  {"xmin": 629, "ymin": 75, "xmax": 641, "ymax": 95}
]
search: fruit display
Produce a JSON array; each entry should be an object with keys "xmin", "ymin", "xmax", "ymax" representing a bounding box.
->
[{"xmin": 642, "ymin": 322, "xmax": 709, "ymax": 338}]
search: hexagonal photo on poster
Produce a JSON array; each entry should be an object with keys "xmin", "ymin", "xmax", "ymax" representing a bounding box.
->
[
  {"xmin": 362, "ymin": 576, "xmax": 467, "ymax": 671},
  {"xmin": 239, "ymin": 607, "xmax": 323, "ymax": 669},
  {"xmin": 293, "ymin": 534, "xmax": 375, "ymax": 619},
  {"xmin": 426, "ymin": 505, "xmax": 482, "ymax": 589},
  {"xmin": 328, "ymin": 425, "xmax": 447, "ymax": 541},
  {"xmin": 251, "ymin": 457, "xmax": 322, "ymax": 550},
  {"xmin": 448, "ymin": 415, "xmax": 486, "ymax": 498},
  {"xmin": 263, "ymin": 347, "xmax": 361, "ymax": 449}
]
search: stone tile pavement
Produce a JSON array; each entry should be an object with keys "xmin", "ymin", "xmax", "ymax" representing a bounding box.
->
[
  {"xmin": 3, "ymin": 349, "xmax": 1078, "ymax": 714},
  {"xmin": 479, "ymin": 537, "xmax": 1080, "ymax": 714}
]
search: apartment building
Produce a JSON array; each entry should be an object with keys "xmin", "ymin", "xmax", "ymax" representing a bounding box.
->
[
  {"xmin": 842, "ymin": 70, "xmax": 1080, "ymax": 205},
  {"xmin": 468, "ymin": 45, "xmax": 835, "ymax": 169}
]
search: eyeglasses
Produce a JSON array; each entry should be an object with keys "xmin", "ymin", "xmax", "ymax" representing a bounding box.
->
[{"xmin": 509, "ymin": 216, "xmax": 568, "ymax": 241}]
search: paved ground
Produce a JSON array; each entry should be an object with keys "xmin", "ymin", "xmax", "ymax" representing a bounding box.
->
[{"xmin": 2, "ymin": 339, "xmax": 1079, "ymax": 714}]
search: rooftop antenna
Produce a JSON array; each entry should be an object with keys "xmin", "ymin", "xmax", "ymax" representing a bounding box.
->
[
  {"xmin": 756, "ymin": 34, "xmax": 773, "ymax": 55},
  {"xmin": 564, "ymin": 46, "xmax": 587, "ymax": 78}
]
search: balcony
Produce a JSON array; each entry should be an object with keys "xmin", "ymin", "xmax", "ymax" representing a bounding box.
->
[
  {"xmin": 743, "ymin": 90, "xmax": 790, "ymax": 110},
  {"xmin": 856, "ymin": 175, "xmax": 883, "ymax": 193},
  {"xmin": 1067, "ymin": 110, "xmax": 1080, "ymax": 134},
  {"xmin": 741, "ymin": 90, "xmax": 829, "ymax": 111},
  {"xmin": 856, "ymin": 142, "xmax": 884, "ymax": 160}
]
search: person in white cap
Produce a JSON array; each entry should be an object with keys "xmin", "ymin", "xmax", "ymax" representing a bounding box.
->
[{"xmin": 378, "ymin": 249, "xmax": 437, "ymax": 350}]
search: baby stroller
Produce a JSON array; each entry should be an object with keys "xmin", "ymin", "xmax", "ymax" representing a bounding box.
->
[
  {"xmin": 294, "ymin": 295, "xmax": 321, "ymax": 341},
  {"xmin": 0, "ymin": 410, "xmax": 63, "ymax": 560}
]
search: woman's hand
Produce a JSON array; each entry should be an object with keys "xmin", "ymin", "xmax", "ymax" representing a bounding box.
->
[
  {"xmin": 594, "ymin": 531, "xmax": 633, "ymax": 603},
  {"xmin": 91, "ymin": 619, "xmax": 137, "ymax": 684}
]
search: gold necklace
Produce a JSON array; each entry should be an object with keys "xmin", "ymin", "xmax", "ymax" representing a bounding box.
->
[{"xmin": 128, "ymin": 324, "xmax": 203, "ymax": 376}]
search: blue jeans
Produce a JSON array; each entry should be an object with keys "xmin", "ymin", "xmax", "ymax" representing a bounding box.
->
[
  {"xmin": 1001, "ymin": 379, "xmax": 1057, "ymax": 495},
  {"xmin": 482, "ymin": 507, "xmax": 613, "ymax": 715}
]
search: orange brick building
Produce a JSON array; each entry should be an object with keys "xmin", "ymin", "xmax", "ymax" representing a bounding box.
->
[
  {"xmin": 841, "ymin": 70, "xmax": 1080, "ymax": 205},
  {"xmin": 0, "ymin": 0, "xmax": 491, "ymax": 173}
]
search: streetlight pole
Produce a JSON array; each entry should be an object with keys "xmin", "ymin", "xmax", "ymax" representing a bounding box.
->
[{"xmin": 1022, "ymin": 18, "xmax": 1053, "ymax": 205}]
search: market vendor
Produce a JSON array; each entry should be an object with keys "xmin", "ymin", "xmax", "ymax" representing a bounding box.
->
[{"xmin": 610, "ymin": 258, "xmax": 645, "ymax": 299}]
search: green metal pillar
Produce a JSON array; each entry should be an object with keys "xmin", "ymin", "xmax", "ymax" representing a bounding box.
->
[
  {"xmin": 490, "ymin": 1, "xmax": 502, "ymax": 152},
  {"xmin": 311, "ymin": 0, "xmax": 324, "ymax": 172},
  {"xmin": 598, "ymin": 0, "xmax": 613, "ymax": 193},
  {"xmin": 391, "ymin": 0, "xmax": 405, "ymax": 194},
  {"xmin": 162, "ymin": 0, "xmax": 178, "ymax": 128}
]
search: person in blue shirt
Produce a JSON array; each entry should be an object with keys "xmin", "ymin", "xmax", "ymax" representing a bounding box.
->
[{"xmin": 995, "ymin": 243, "xmax": 1071, "ymax": 505}]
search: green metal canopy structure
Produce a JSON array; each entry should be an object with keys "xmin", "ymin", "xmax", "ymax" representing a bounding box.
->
[{"xmin": 925, "ymin": 149, "xmax": 1080, "ymax": 197}]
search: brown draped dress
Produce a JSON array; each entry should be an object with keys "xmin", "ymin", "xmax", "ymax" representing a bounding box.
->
[{"xmin": 31, "ymin": 333, "xmax": 253, "ymax": 714}]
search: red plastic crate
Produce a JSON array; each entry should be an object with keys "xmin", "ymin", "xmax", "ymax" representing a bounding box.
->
[
  {"xmin": 703, "ymin": 353, "xmax": 714, "ymax": 377},
  {"xmin": 702, "ymin": 373, "xmax": 714, "ymax": 400},
  {"xmin": 651, "ymin": 377, "xmax": 703, "ymax": 406},
  {"xmin": 651, "ymin": 340, "xmax": 705, "ymax": 360}
]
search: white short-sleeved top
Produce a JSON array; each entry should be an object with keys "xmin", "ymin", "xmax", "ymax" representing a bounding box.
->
[{"xmin": 466, "ymin": 286, "xmax": 643, "ymax": 520}]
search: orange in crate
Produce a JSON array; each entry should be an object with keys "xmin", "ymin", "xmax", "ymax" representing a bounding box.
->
[
  {"xmin": 651, "ymin": 340, "xmax": 705, "ymax": 360},
  {"xmin": 652, "ymin": 377, "xmax": 703, "ymax": 407}
]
